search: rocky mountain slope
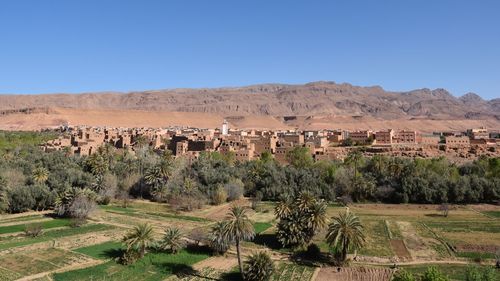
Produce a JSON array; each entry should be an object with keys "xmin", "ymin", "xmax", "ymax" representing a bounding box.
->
[{"xmin": 0, "ymin": 81, "xmax": 498, "ymax": 120}]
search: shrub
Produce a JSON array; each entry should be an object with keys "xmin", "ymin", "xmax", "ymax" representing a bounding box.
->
[
  {"xmin": 7, "ymin": 186, "xmax": 35, "ymax": 213},
  {"xmin": 437, "ymin": 203, "xmax": 450, "ymax": 217},
  {"xmin": 465, "ymin": 266, "xmax": 496, "ymax": 281},
  {"xmin": 224, "ymin": 179, "xmax": 244, "ymax": 201},
  {"xmin": 187, "ymin": 227, "xmax": 208, "ymax": 246},
  {"xmin": 392, "ymin": 270, "xmax": 416, "ymax": 281},
  {"xmin": 23, "ymin": 223, "xmax": 43, "ymax": 237},
  {"xmin": 70, "ymin": 218, "xmax": 86, "ymax": 228},
  {"xmin": 251, "ymin": 191, "xmax": 263, "ymax": 211},
  {"xmin": 211, "ymin": 185, "xmax": 228, "ymax": 205},
  {"xmin": 159, "ymin": 227, "xmax": 184, "ymax": 254},
  {"xmin": 119, "ymin": 249, "xmax": 140, "ymax": 265},
  {"xmin": 421, "ymin": 266, "xmax": 449, "ymax": 281},
  {"xmin": 244, "ymin": 251, "xmax": 275, "ymax": 281},
  {"xmin": 168, "ymin": 193, "xmax": 205, "ymax": 212},
  {"xmin": 68, "ymin": 195, "xmax": 96, "ymax": 220}
]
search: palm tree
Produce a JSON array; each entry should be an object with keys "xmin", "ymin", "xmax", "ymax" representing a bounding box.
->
[
  {"xmin": 305, "ymin": 200, "xmax": 328, "ymax": 232},
  {"xmin": 274, "ymin": 197, "xmax": 292, "ymax": 219},
  {"xmin": 209, "ymin": 221, "xmax": 230, "ymax": 254},
  {"xmin": 325, "ymin": 210, "xmax": 365, "ymax": 263},
  {"xmin": 345, "ymin": 150, "xmax": 363, "ymax": 181},
  {"xmin": 32, "ymin": 167, "xmax": 49, "ymax": 184},
  {"xmin": 244, "ymin": 251, "xmax": 275, "ymax": 281},
  {"xmin": 159, "ymin": 227, "xmax": 184, "ymax": 254},
  {"xmin": 122, "ymin": 223, "xmax": 155, "ymax": 258},
  {"xmin": 223, "ymin": 205, "xmax": 255, "ymax": 278}
]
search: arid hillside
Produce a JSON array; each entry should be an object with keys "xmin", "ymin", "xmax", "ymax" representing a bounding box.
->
[{"xmin": 0, "ymin": 81, "xmax": 498, "ymax": 131}]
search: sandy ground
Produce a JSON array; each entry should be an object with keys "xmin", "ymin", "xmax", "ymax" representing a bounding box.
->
[
  {"xmin": 1, "ymin": 107, "xmax": 498, "ymax": 132},
  {"xmin": 0, "ymin": 108, "xmax": 290, "ymax": 130}
]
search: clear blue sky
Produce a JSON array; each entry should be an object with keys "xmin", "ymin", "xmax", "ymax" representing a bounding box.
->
[{"xmin": 1, "ymin": 0, "xmax": 499, "ymax": 99}]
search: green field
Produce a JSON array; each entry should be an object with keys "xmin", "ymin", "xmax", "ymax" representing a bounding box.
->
[
  {"xmin": 0, "ymin": 218, "xmax": 72, "ymax": 235},
  {"xmin": 53, "ymin": 249, "xmax": 210, "ymax": 281},
  {"xmin": 74, "ymin": 241, "xmax": 124, "ymax": 260},
  {"xmin": 0, "ymin": 223, "xmax": 115, "ymax": 250},
  {"xmin": 402, "ymin": 264, "xmax": 500, "ymax": 281},
  {"xmin": 253, "ymin": 222, "xmax": 272, "ymax": 234}
]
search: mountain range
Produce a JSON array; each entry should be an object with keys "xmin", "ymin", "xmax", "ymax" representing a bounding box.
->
[{"xmin": 0, "ymin": 81, "xmax": 498, "ymax": 131}]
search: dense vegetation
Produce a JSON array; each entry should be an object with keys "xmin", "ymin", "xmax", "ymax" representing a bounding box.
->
[{"xmin": 0, "ymin": 131, "xmax": 499, "ymax": 215}]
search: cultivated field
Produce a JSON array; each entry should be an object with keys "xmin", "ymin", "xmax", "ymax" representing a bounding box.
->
[{"xmin": 0, "ymin": 200, "xmax": 498, "ymax": 281}]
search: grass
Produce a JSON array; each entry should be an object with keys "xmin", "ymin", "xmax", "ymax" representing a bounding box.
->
[
  {"xmin": 401, "ymin": 263, "xmax": 499, "ymax": 281},
  {"xmin": 456, "ymin": 251, "xmax": 496, "ymax": 260},
  {"xmin": 253, "ymin": 222, "xmax": 272, "ymax": 234},
  {"xmin": 53, "ymin": 248, "xmax": 210, "ymax": 281},
  {"xmin": 0, "ymin": 248, "xmax": 89, "ymax": 279},
  {"xmin": 358, "ymin": 219, "xmax": 393, "ymax": 257},
  {"xmin": 0, "ymin": 218, "xmax": 72, "ymax": 235},
  {"xmin": 73, "ymin": 241, "xmax": 124, "ymax": 260},
  {"xmin": 100, "ymin": 205, "xmax": 138, "ymax": 214},
  {"xmin": 0, "ymin": 223, "xmax": 115, "ymax": 250},
  {"xmin": 482, "ymin": 211, "xmax": 500, "ymax": 218},
  {"xmin": 425, "ymin": 221, "xmax": 500, "ymax": 233},
  {"xmin": 102, "ymin": 205, "xmax": 211, "ymax": 222}
]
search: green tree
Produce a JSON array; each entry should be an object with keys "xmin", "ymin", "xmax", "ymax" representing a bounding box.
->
[
  {"xmin": 392, "ymin": 270, "xmax": 416, "ymax": 281},
  {"xmin": 244, "ymin": 251, "xmax": 275, "ymax": 281},
  {"xmin": 122, "ymin": 223, "xmax": 155, "ymax": 259},
  {"xmin": 420, "ymin": 266, "xmax": 449, "ymax": 281},
  {"xmin": 32, "ymin": 167, "xmax": 49, "ymax": 184},
  {"xmin": 275, "ymin": 192, "xmax": 328, "ymax": 249},
  {"xmin": 159, "ymin": 227, "xmax": 184, "ymax": 254},
  {"xmin": 286, "ymin": 146, "xmax": 313, "ymax": 168},
  {"xmin": 222, "ymin": 205, "xmax": 255, "ymax": 278},
  {"xmin": 325, "ymin": 210, "xmax": 365, "ymax": 263},
  {"xmin": 465, "ymin": 266, "xmax": 496, "ymax": 281},
  {"xmin": 345, "ymin": 150, "xmax": 363, "ymax": 181},
  {"xmin": 260, "ymin": 151, "xmax": 274, "ymax": 163}
]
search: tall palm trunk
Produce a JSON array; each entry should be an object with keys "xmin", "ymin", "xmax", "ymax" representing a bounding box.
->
[
  {"xmin": 140, "ymin": 245, "xmax": 145, "ymax": 258},
  {"xmin": 236, "ymin": 238, "xmax": 244, "ymax": 278}
]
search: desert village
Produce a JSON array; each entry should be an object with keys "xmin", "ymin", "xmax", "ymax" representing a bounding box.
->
[{"xmin": 42, "ymin": 120, "xmax": 500, "ymax": 163}]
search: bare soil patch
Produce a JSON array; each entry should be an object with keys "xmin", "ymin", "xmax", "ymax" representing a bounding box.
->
[
  {"xmin": 397, "ymin": 221, "xmax": 439, "ymax": 260},
  {"xmin": 390, "ymin": 240, "xmax": 412, "ymax": 259},
  {"xmin": 192, "ymin": 256, "xmax": 238, "ymax": 271}
]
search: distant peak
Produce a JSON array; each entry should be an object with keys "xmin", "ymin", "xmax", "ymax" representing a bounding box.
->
[{"xmin": 459, "ymin": 92, "xmax": 484, "ymax": 102}]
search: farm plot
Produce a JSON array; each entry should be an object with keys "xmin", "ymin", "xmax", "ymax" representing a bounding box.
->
[
  {"xmin": 402, "ymin": 263, "xmax": 500, "ymax": 281},
  {"xmin": 0, "ymin": 223, "xmax": 116, "ymax": 252},
  {"xmin": 0, "ymin": 248, "xmax": 96, "ymax": 281},
  {"xmin": 0, "ymin": 214, "xmax": 46, "ymax": 226},
  {"xmin": 397, "ymin": 221, "xmax": 446, "ymax": 260},
  {"xmin": 424, "ymin": 220, "xmax": 500, "ymax": 259},
  {"xmin": 316, "ymin": 266, "xmax": 393, "ymax": 281},
  {"xmin": 52, "ymin": 248, "xmax": 210, "ymax": 281},
  {"xmin": 357, "ymin": 219, "xmax": 393, "ymax": 257},
  {"xmin": 270, "ymin": 262, "xmax": 316, "ymax": 281},
  {"xmin": 97, "ymin": 209, "xmax": 209, "ymax": 233},
  {"xmin": 0, "ymin": 218, "xmax": 72, "ymax": 235}
]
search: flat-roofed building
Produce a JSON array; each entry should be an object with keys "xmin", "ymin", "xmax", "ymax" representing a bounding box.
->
[{"xmin": 375, "ymin": 129, "xmax": 394, "ymax": 145}]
